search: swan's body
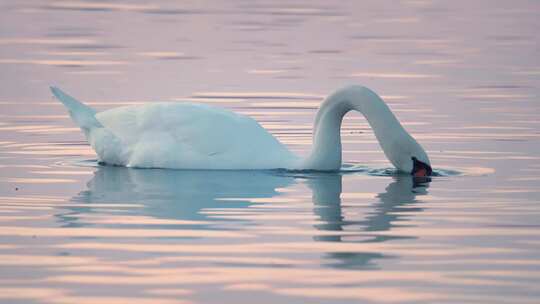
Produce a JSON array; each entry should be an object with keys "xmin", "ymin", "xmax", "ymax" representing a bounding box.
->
[{"xmin": 50, "ymin": 85, "xmax": 431, "ymax": 174}]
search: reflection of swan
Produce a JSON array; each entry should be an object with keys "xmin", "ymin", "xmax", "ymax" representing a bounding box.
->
[
  {"xmin": 62, "ymin": 166, "xmax": 294, "ymax": 225},
  {"xmin": 60, "ymin": 166, "xmax": 429, "ymax": 270},
  {"xmin": 51, "ymin": 85, "xmax": 431, "ymax": 175},
  {"xmin": 368, "ymin": 176, "xmax": 429, "ymax": 233},
  {"xmin": 308, "ymin": 174, "xmax": 430, "ymax": 269}
]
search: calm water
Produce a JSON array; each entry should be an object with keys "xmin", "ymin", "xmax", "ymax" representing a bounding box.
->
[{"xmin": 1, "ymin": 1, "xmax": 540, "ymax": 303}]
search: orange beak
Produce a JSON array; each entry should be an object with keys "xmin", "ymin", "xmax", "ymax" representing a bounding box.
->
[{"xmin": 413, "ymin": 167, "xmax": 428, "ymax": 177}]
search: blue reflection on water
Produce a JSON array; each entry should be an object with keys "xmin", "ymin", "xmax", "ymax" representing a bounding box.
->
[
  {"xmin": 305, "ymin": 173, "xmax": 429, "ymax": 269},
  {"xmin": 62, "ymin": 167, "xmax": 294, "ymax": 226},
  {"xmin": 57, "ymin": 165, "xmax": 430, "ymax": 270}
]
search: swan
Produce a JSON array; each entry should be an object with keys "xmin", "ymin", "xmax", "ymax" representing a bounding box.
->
[{"xmin": 50, "ymin": 85, "xmax": 432, "ymax": 176}]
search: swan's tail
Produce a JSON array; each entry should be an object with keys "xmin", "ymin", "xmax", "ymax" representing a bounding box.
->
[{"xmin": 50, "ymin": 86, "xmax": 102, "ymax": 132}]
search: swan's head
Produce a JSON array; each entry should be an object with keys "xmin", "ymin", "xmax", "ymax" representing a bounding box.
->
[
  {"xmin": 403, "ymin": 143, "xmax": 431, "ymax": 177},
  {"xmin": 412, "ymin": 156, "xmax": 432, "ymax": 177},
  {"xmin": 385, "ymin": 135, "xmax": 432, "ymax": 176}
]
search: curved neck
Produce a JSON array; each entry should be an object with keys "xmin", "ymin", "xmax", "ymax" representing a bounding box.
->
[{"xmin": 302, "ymin": 85, "xmax": 414, "ymax": 171}]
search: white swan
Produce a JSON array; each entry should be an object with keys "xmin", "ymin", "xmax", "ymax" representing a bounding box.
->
[{"xmin": 50, "ymin": 85, "xmax": 432, "ymax": 176}]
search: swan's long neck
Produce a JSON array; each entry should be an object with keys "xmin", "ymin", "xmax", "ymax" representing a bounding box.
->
[{"xmin": 302, "ymin": 85, "xmax": 428, "ymax": 172}]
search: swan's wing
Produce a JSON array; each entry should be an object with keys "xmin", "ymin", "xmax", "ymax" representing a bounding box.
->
[
  {"xmin": 95, "ymin": 102, "xmax": 292, "ymax": 168},
  {"xmin": 94, "ymin": 105, "xmax": 140, "ymax": 145},
  {"xmin": 96, "ymin": 102, "xmax": 243, "ymax": 151}
]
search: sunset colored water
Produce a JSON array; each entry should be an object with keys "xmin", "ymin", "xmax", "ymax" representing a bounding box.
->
[{"xmin": 1, "ymin": 1, "xmax": 539, "ymax": 303}]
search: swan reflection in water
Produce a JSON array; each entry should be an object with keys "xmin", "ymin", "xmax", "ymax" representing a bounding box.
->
[
  {"xmin": 307, "ymin": 173, "xmax": 430, "ymax": 269},
  {"xmin": 61, "ymin": 165, "xmax": 430, "ymax": 269},
  {"xmin": 64, "ymin": 166, "xmax": 294, "ymax": 225}
]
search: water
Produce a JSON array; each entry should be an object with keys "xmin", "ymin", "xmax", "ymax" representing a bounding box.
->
[{"xmin": 1, "ymin": 1, "xmax": 539, "ymax": 303}]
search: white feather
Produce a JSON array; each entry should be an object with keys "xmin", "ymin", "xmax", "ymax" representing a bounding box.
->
[{"xmin": 50, "ymin": 85, "xmax": 429, "ymax": 172}]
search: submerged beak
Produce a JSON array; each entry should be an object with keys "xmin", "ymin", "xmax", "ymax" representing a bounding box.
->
[
  {"xmin": 412, "ymin": 157, "xmax": 432, "ymax": 177},
  {"xmin": 414, "ymin": 167, "xmax": 428, "ymax": 177}
]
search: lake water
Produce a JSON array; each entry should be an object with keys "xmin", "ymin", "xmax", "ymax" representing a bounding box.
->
[{"xmin": 1, "ymin": 1, "xmax": 539, "ymax": 303}]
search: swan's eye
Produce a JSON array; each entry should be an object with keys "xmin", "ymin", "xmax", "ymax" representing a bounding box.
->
[{"xmin": 412, "ymin": 157, "xmax": 432, "ymax": 177}]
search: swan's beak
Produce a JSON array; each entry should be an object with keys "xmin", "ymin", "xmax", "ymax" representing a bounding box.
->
[{"xmin": 412, "ymin": 157, "xmax": 432, "ymax": 177}]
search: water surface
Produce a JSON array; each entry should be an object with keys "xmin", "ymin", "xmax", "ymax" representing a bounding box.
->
[{"xmin": 1, "ymin": 1, "xmax": 539, "ymax": 303}]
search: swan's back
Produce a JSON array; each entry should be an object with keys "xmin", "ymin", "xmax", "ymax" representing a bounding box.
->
[{"xmin": 95, "ymin": 102, "xmax": 297, "ymax": 169}]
